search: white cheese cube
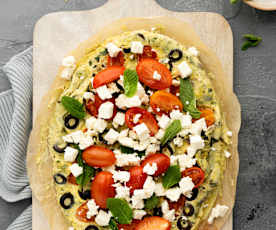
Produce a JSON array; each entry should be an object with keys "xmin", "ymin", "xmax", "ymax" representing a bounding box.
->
[
  {"xmin": 107, "ymin": 82, "xmax": 120, "ymax": 94},
  {"xmin": 143, "ymin": 176, "xmax": 156, "ymax": 198},
  {"xmin": 79, "ymin": 136, "xmax": 94, "ymax": 150},
  {"xmin": 95, "ymin": 210, "xmax": 112, "ymax": 226},
  {"xmin": 172, "ymin": 79, "xmax": 180, "ymax": 86},
  {"xmin": 208, "ymin": 205, "xmax": 229, "ymax": 224},
  {"xmin": 69, "ymin": 163, "xmax": 83, "ymax": 177},
  {"xmin": 62, "ymin": 56, "xmax": 75, "ymax": 67},
  {"xmin": 155, "ymin": 129, "xmax": 165, "ymax": 140},
  {"xmin": 133, "ymin": 210, "xmax": 147, "ymax": 220},
  {"xmin": 153, "ymin": 70, "xmax": 161, "ymax": 80},
  {"xmin": 119, "ymin": 129, "xmax": 129, "ymax": 138},
  {"xmin": 118, "ymin": 137, "xmax": 136, "ymax": 148},
  {"xmin": 179, "ymin": 176, "xmax": 195, "ymax": 196},
  {"xmin": 154, "ymin": 183, "xmax": 166, "ymax": 196},
  {"xmin": 98, "ymin": 101, "xmax": 114, "ymax": 119},
  {"xmin": 165, "ymin": 187, "xmax": 181, "ymax": 202},
  {"xmin": 104, "ymin": 128, "xmax": 119, "ymax": 144},
  {"xmin": 178, "ymin": 61, "xmax": 192, "ymax": 78},
  {"xmin": 131, "ymin": 41, "xmax": 144, "ymax": 54},
  {"xmin": 93, "ymin": 119, "xmax": 107, "ymax": 133},
  {"xmin": 133, "ymin": 123, "xmax": 150, "ymax": 141},
  {"xmin": 64, "ymin": 147, "xmax": 79, "ymax": 162},
  {"xmin": 115, "ymin": 153, "xmax": 141, "ymax": 167},
  {"xmin": 86, "ymin": 199, "xmax": 99, "ymax": 219},
  {"xmin": 131, "ymin": 197, "xmax": 144, "ymax": 209},
  {"xmin": 96, "ymin": 85, "xmax": 112, "ymax": 100},
  {"xmin": 190, "ymin": 118, "xmax": 207, "ymax": 135},
  {"xmin": 143, "ymin": 163, "xmax": 158, "ymax": 175},
  {"xmin": 226, "ymin": 131, "xmax": 233, "ymax": 137},
  {"xmin": 115, "ymin": 184, "xmax": 130, "ymax": 201},
  {"xmin": 112, "ymin": 171, "xmax": 130, "ymax": 183},
  {"xmin": 113, "ymin": 112, "xmax": 125, "ymax": 127},
  {"xmin": 187, "ymin": 47, "xmax": 199, "ymax": 56},
  {"xmin": 177, "ymin": 154, "xmax": 196, "ymax": 171},
  {"xmin": 61, "ymin": 67, "xmax": 75, "ymax": 80},
  {"xmin": 173, "ymin": 137, "xmax": 183, "ymax": 147},
  {"xmin": 106, "ymin": 43, "xmax": 121, "ymax": 57},
  {"xmin": 158, "ymin": 114, "xmax": 171, "ymax": 129},
  {"xmin": 85, "ymin": 116, "xmax": 97, "ymax": 130},
  {"xmin": 115, "ymin": 94, "xmax": 142, "ymax": 109},
  {"xmin": 163, "ymin": 209, "xmax": 176, "ymax": 222},
  {"xmin": 133, "ymin": 113, "xmax": 142, "ymax": 124},
  {"xmin": 83, "ymin": 92, "xmax": 95, "ymax": 101},
  {"xmin": 136, "ymin": 82, "xmax": 149, "ymax": 104},
  {"xmin": 188, "ymin": 135, "xmax": 205, "ymax": 156},
  {"xmin": 146, "ymin": 144, "xmax": 160, "ymax": 155},
  {"xmin": 224, "ymin": 150, "xmax": 231, "ymax": 158}
]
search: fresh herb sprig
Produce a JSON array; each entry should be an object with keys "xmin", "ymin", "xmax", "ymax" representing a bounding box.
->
[
  {"xmin": 61, "ymin": 96, "xmax": 85, "ymax": 119},
  {"xmin": 162, "ymin": 165, "xmax": 181, "ymax": 189},
  {"xmin": 160, "ymin": 120, "xmax": 182, "ymax": 146},
  {"xmin": 123, "ymin": 69, "xmax": 138, "ymax": 97},
  {"xmin": 241, "ymin": 34, "xmax": 262, "ymax": 51}
]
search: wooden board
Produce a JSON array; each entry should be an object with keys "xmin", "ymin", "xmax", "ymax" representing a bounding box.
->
[{"xmin": 32, "ymin": 0, "xmax": 233, "ymax": 229}]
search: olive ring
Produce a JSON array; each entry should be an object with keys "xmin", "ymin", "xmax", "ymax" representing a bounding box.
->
[{"xmin": 64, "ymin": 114, "xmax": 79, "ymax": 129}]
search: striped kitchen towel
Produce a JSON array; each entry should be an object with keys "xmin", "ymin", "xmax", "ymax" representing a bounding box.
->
[{"xmin": 0, "ymin": 47, "xmax": 33, "ymax": 230}]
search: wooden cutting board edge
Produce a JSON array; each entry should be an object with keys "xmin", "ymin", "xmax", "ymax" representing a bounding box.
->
[{"xmin": 32, "ymin": 1, "xmax": 233, "ymax": 229}]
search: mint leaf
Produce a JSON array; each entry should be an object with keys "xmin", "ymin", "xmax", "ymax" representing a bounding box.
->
[
  {"xmin": 162, "ymin": 165, "xmax": 181, "ymax": 189},
  {"xmin": 230, "ymin": 0, "xmax": 238, "ymax": 4},
  {"xmin": 242, "ymin": 34, "xmax": 262, "ymax": 51},
  {"xmin": 144, "ymin": 195, "xmax": 160, "ymax": 210},
  {"xmin": 161, "ymin": 120, "xmax": 182, "ymax": 146},
  {"xmin": 76, "ymin": 152, "xmax": 95, "ymax": 187},
  {"xmin": 179, "ymin": 78, "xmax": 201, "ymax": 119},
  {"xmin": 120, "ymin": 145, "xmax": 135, "ymax": 154},
  {"xmin": 109, "ymin": 218, "xmax": 119, "ymax": 230},
  {"xmin": 120, "ymin": 145, "xmax": 145, "ymax": 157},
  {"xmin": 107, "ymin": 198, "xmax": 133, "ymax": 224},
  {"xmin": 124, "ymin": 69, "xmax": 138, "ymax": 97},
  {"xmin": 61, "ymin": 96, "xmax": 85, "ymax": 119}
]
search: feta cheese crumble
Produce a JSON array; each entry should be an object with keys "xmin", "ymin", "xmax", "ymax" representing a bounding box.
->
[
  {"xmin": 158, "ymin": 114, "xmax": 171, "ymax": 129},
  {"xmin": 187, "ymin": 47, "xmax": 199, "ymax": 56},
  {"xmin": 131, "ymin": 41, "xmax": 144, "ymax": 54},
  {"xmin": 133, "ymin": 113, "xmax": 142, "ymax": 124},
  {"xmin": 224, "ymin": 150, "xmax": 231, "ymax": 158},
  {"xmin": 165, "ymin": 187, "xmax": 182, "ymax": 202},
  {"xmin": 106, "ymin": 43, "xmax": 121, "ymax": 57},
  {"xmin": 86, "ymin": 199, "xmax": 99, "ymax": 219},
  {"xmin": 112, "ymin": 171, "xmax": 130, "ymax": 183},
  {"xmin": 143, "ymin": 162, "xmax": 158, "ymax": 175},
  {"xmin": 153, "ymin": 70, "xmax": 162, "ymax": 80},
  {"xmin": 178, "ymin": 61, "xmax": 192, "ymax": 78},
  {"xmin": 113, "ymin": 112, "xmax": 125, "ymax": 128},
  {"xmin": 133, "ymin": 123, "xmax": 150, "ymax": 141},
  {"xmin": 98, "ymin": 101, "xmax": 114, "ymax": 119},
  {"xmin": 179, "ymin": 176, "xmax": 195, "ymax": 197},
  {"xmin": 69, "ymin": 163, "xmax": 83, "ymax": 177},
  {"xmin": 133, "ymin": 210, "xmax": 147, "ymax": 220},
  {"xmin": 161, "ymin": 200, "xmax": 176, "ymax": 222},
  {"xmin": 96, "ymin": 85, "xmax": 112, "ymax": 100},
  {"xmin": 187, "ymin": 135, "xmax": 205, "ymax": 157},
  {"xmin": 115, "ymin": 95, "xmax": 142, "ymax": 109},
  {"xmin": 104, "ymin": 128, "xmax": 119, "ymax": 144},
  {"xmin": 64, "ymin": 147, "xmax": 79, "ymax": 162},
  {"xmin": 115, "ymin": 153, "xmax": 140, "ymax": 167},
  {"xmin": 83, "ymin": 92, "xmax": 94, "ymax": 101},
  {"xmin": 95, "ymin": 210, "xmax": 112, "ymax": 226},
  {"xmin": 208, "ymin": 204, "xmax": 229, "ymax": 224}
]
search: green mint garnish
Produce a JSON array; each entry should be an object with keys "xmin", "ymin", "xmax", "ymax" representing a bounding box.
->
[
  {"xmin": 242, "ymin": 34, "xmax": 262, "ymax": 51},
  {"xmin": 162, "ymin": 165, "xmax": 181, "ymax": 189},
  {"xmin": 123, "ymin": 69, "xmax": 138, "ymax": 97},
  {"xmin": 61, "ymin": 96, "xmax": 85, "ymax": 119},
  {"xmin": 179, "ymin": 78, "xmax": 201, "ymax": 119},
  {"xmin": 107, "ymin": 198, "xmax": 133, "ymax": 224},
  {"xmin": 161, "ymin": 120, "xmax": 182, "ymax": 146}
]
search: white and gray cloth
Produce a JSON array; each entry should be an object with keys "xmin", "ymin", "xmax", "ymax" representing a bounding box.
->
[{"xmin": 0, "ymin": 47, "xmax": 33, "ymax": 230}]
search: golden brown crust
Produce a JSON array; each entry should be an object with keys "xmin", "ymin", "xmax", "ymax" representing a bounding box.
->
[{"xmin": 27, "ymin": 17, "xmax": 240, "ymax": 230}]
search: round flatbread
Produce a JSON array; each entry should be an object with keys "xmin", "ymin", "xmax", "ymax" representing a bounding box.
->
[{"xmin": 27, "ymin": 17, "xmax": 240, "ymax": 230}]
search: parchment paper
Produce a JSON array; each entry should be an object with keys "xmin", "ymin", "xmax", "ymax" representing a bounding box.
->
[{"xmin": 27, "ymin": 17, "xmax": 241, "ymax": 230}]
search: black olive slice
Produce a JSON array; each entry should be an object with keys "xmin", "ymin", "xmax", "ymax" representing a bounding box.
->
[
  {"xmin": 177, "ymin": 216, "xmax": 192, "ymax": 230},
  {"xmin": 54, "ymin": 173, "xmax": 67, "ymax": 185},
  {"xmin": 168, "ymin": 49, "xmax": 183, "ymax": 62},
  {"xmin": 137, "ymin": 33, "xmax": 145, "ymax": 40},
  {"xmin": 60, "ymin": 192, "xmax": 74, "ymax": 209},
  {"xmin": 186, "ymin": 188, "xmax": 198, "ymax": 201},
  {"xmin": 153, "ymin": 207, "xmax": 162, "ymax": 217},
  {"xmin": 168, "ymin": 61, "xmax": 173, "ymax": 72},
  {"xmin": 78, "ymin": 190, "xmax": 91, "ymax": 200},
  {"xmin": 183, "ymin": 203, "xmax": 194, "ymax": 216},
  {"xmin": 53, "ymin": 142, "xmax": 68, "ymax": 153},
  {"xmin": 64, "ymin": 114, "xmax": 79, "ymax": 129},
  {"xmin": 123, "ymin": 48, "xmax": 131, "ymax": 53},
  {"xmin": 85, "ymin": 225, "xmax": 99, "ymax": 230}
]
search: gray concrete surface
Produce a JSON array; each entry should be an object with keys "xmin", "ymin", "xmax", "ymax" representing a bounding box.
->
[{"xmin": 0, "ymin": 0, "xmax": 276, "ymax": 229}]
